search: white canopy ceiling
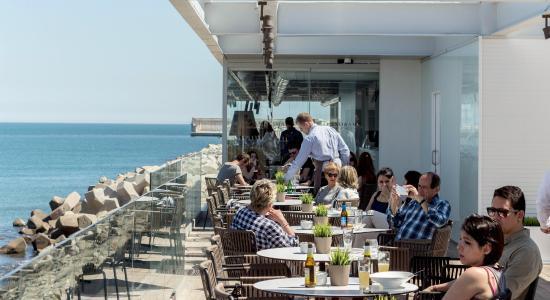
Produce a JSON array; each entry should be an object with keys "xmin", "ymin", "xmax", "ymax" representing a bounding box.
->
[{"xmin": 170, "ymin": 0, "xmax": 550, "ymax": 63}]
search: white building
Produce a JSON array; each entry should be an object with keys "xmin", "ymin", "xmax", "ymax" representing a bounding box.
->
[{"xmin": 171, "ymin": 0, "xmax": 550, "ymax": 248}]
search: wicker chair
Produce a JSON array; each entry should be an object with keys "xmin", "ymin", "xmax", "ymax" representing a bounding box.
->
[
  {"xmin": 409, "ymin": 256, "xmax": 452, "ymax": 290},
  {"xmin": 379, "ymin": 246, "xmax": 411, "ymax": 272},
  {"xmin": 282, "ymin": 211, "xmax": 314, "ymax": 226},
  {"xmin": 215, "ymin": 227, "xmax": 257, "ymax": 256},
  {"xmin": 214, "ymin": 283, "xmax": 232, "ymax": 300},
  {"xmin": 205, "ymin": 177, "xmax": 218, "ymax": 196}
]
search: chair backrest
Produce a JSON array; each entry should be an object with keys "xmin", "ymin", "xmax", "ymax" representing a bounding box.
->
[
  {"xmin": 377, "ymin": 232, "xmax": 396, "ymax": 246},
  {"xmin": 198, "ymin": 260, "xmax": 217, "ymax": 300},
  {"xmin": 379, "ymin": 246, "xmax": 411, "ymax": 272},
  {"xmin": 409, "ymin": 256, "xmax": 451, "ymax": 290},
  {"xmin": 212, "ymin": 214, "xmax": 224, "ymax": 229},
  {"xmin": 217, "ymin": 186, "xmax": 229, "ymax": 206},
  {"xmin": 442, "ymin": 263, "xmax": 468, "ymax": 282},
  {"xmin": 206, "ymin": 196, "xmax": 216, "ymax": 218},
  {"xmin": 205, "ymin": 245, "xmax": 225, "ymax": 278},
  {"xmin": 205, "ymin": 177, "xmax": 218, "ymax": 196},
  {"xmin": 525, "ymin": 277, "xmax": 539, "ymax": 300},
  {"xmin": 282, "ymin": 211, "xmax": 315, "ymax": 226},
  {"xmin": 431, "ymin": 220, "xmax": 453, "ymax": 256},
  {"xmin": 394, "ymin": 239, "xmax": 432, "ymax": 258},
  {"xmin": 214, "ymin": 283, "xmax": 232, "ymax": 300},
  {"xmin": 358, "ymin": 184, "xmax": 377, "ymax": 210},
  {"xmin": 225, "ymin": 213, "xmax": 235, "ymax": 226},
  {"xmin": 216, "ymin": 227, "xmax": 257, "ymax": 256}
]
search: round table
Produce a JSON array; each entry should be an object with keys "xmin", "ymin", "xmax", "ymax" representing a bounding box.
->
[
  {"xmin": 291, "ymin": 225, "xmax": 343, "ymax": 235},
  {"xmin": 254, "ymin": 277, "xmax": 418, "ymax": 297},
  {"xmin": 257, "ymin": 247, "xmax": 364, "ymax": 262}
]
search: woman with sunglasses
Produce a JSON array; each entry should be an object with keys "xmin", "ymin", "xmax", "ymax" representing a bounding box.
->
[
  {"xmin": 314, "ymin": 162, "xmax": 342, "ymax": 206},
  {"xmin": 425, "ymin": 214, "xmax": 507, "ymax": 300}
]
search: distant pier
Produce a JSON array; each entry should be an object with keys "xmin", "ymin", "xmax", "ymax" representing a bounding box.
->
[{"xmin": 191, "ymin": 117, "xmax": 222, "ymax": 137}]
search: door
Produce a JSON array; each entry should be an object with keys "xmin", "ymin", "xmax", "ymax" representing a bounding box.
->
[{"xmin": 431, "ymin": 92, "xmax": 441, "ymax": 173}]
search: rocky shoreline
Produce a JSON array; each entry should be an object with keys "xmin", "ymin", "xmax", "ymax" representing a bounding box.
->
[{"xmin": 2, "ymin": 165, "xmax": 161, "ymax": 255}]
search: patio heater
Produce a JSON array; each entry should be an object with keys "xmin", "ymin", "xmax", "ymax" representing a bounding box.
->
[
  {"xmin": 229, "ymin": 111, "xmax": 259, "ymax": 155},
  {"xmin": 543, "ymin": 13, "xmax": 550, "ymax": 40}
]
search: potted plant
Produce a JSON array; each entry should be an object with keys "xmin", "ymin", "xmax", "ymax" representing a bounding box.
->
[
  {"xmin": 275, "ymin": 171, "xmax": 285, "ymax": 185},
  {"xmin": 328, "ymin": 248, "xmax": 351, "ymax": 286},
  {"xmin": 300, "ymin": 193, "xmax": 314, "ymax": 212},
  {"xmin": 276, "ymin": 183, "xmax": 286, "ymax": 202},
  {"xmin": 313, "ymin": 224, "xmax": 332, "ymax": 254},
  {"xmin": 313, "ymin": 205, "xmax": 329, "ymax": 225}
]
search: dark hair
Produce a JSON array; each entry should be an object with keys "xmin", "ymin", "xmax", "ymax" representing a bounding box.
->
[
  {"xmin": 461, "ymin": 214, "xmax": 504, "ymax": 266},
  {"xmin": 235, "ymin": 153, "xmax": 250, "ymax": 164},
  {"xmin": 493, "ymin": 186, "xmax": 525, "ymax": 212},
  {"xmin": 287, "ymin": 141, "xmax": 301, "ymax": 151},
  {"xmin": 425, "ymin": 172, "xmax": 440, "ymax": 189},
  {"xmin": 404, "ymin": 170, "xmax": 422, "ymax": 189},
  {"xmin": 285, "ymin": 117, "xmax": 294, "ymax": 126},
  {"xmin": 357, "ymin": 152, "xmax": 376, "ymax": 183},
  {"xmin": 349, "ymin": 151, "xmax": 357, "ymax": 166},
  {"xmin": 376, "ymin": 167, "xmax": 394, "ymax": 179},
  {"xmin": 259, "ymin": 121, "xmax": 274, "ymax": 137}
]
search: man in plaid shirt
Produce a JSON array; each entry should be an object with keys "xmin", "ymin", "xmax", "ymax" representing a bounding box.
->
[
  {"xmin": 388, "ymin": 172, "xmax": 451, "ymax": 240},
  {"xmin": 231, "ymin": 179, "xmax": 298, "ymax": 250}
]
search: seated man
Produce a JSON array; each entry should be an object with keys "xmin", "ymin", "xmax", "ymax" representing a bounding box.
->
[
  {"xmin": 231, "ymin": 179, "xmax": 298, "ymax": 250},
  {"xmin": 216, "ymin": 153, "xmax": 249, "ymax": 186},
  {"xmin": 283, "ymin": 142, "xmax": 314, "ymax": 186},
  {"xmin": 488, "ymin": 186, "xmax": 542, "ymax": 300},
  {"xmin": 387, "ymin": 172, "xmax": 450, "ymax": 240}
]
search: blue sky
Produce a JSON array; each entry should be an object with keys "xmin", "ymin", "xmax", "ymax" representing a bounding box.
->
[{"xmin": 0, "ymin": 1, "xmax": 222, "ymax": 124}]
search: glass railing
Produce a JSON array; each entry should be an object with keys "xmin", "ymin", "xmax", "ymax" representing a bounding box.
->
[{"xmin": 0, "ymin": 175, "xmax": 192, "ymax": 299}]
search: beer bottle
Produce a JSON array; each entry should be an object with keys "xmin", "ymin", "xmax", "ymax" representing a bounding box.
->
[
  {"xmin": 340, "ymin": 202, "xmax": 348, "ymax": 228},
  {"xmin": 304, "ymin": 243, "xmax": 316, "ymax": 287}
]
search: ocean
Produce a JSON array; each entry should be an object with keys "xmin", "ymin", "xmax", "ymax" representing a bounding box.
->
[{"xmin": 0, "ymin": 123, "xmax": 219, "ymax": 276}]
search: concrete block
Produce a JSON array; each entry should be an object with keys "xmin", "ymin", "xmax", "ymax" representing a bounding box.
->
[
  {"xmin": 85, "ymin": 188, "xmax": 105, "ymax": 211},
  {"xmin": 0, "ymin": 238, "xmax": 27, "ymax": 254},
  {"xmin": 77, "ymin": 214, "xmax": 97, "ymax": 229},
  {"xmin": 12, "ymin": 218, "xmax": 26, "ymax": 227},
  {"xmin": 19, "ymin": 227, "xmax": 35, "ymax": 235},
  {"xmin": 116, "ymin": 181, "xmax": 138, "ymax": 206},
  {"xmin": 27, "ymin": 215, "xmax": 45, "ymax": 231},
  {"xmin": 103, "ymin": 198, "xmax": 120, "ymax": 211},
  {"xmin": 31, "ymin": 209, "xmax": 48, "ymax": 221},
  {"xmin": 32, "ymin": 233, "xmax": 52, "ymax": 251},
  {"xmin": 63, "ymin": 191, "xmax": 81, "ymax": 210},
  {"xmin": 49, "ymin": 196, "xmax": 64, "ymax": 211},
  {"xmin": 56, "ymin": 214, "xmax": 79, "ymax": 236}
]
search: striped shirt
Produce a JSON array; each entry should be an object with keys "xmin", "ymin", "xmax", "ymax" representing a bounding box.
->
[
  {"xmin": 387, "ymin": 194, "xmax": 451, "ymax": 240},
  {"xmin": 230, "ymin": 206, "xmax": 298, "ymax": 250}
]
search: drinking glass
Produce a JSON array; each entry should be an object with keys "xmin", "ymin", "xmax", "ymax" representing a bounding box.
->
[
  {"xmin": 378, "ymin": 250, "xmax": 390, "ymax": 272},
  {"xmin": 369, "ymin": 239, "xmax": 379, "ymax": 258},
  {"xmin": 343, "ymin": 229, "xmax": 353, "ymax": 250},
  {"xmin": 358, "ymin": 261, "xmax": 371, "ymax": 290},
  {"xmin": 354, "ymin": 210, "xmax": 363, "ymax": 230}
]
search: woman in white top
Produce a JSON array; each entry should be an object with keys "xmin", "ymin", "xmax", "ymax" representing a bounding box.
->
[{"xmin": 257, "ymin": 121, "xmax": 279, "ymax": 164}]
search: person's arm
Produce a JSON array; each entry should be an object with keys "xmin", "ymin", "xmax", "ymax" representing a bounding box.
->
[
  {"xmin": 336, "ymin": 132, "xmax": 351, "ymax": 165},
  {"xmin": 425, "ymin": 199, "xmax": 451, "ymax": 227},
  {"xmin": 537, "ymin": 172, "xmax": 550, "ymax": 233},
  {"xmin": 425, "ymin": 280, "xmax": 454, "ymax": 293},
  {"xmin": 284, "ymin": 138, "xmax": 312, "ymax": 182},
  {"xmin": 442, "ymin": 268, "xmax": 486, "ymax": 300},
  {"xmin": 235, "ymin": 174, "xmax": 248, "ymax": 186}
]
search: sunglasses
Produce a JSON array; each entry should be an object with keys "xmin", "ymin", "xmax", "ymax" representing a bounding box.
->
[
  {"xmin": 326, "ymin": 173, "xmax": 338, "ymax": 178},
  {"xmin": 486, "ymin": 207, "xmax": 519, "ymax": 218}
]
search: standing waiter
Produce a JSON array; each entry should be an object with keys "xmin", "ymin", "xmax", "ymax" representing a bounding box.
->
[{"xmin": 284, "ymin": 112, "xmax": 350, "ymax": 194}]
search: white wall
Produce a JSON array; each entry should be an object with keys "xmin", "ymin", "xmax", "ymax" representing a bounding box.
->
[
  {"xmin": 379, "ymin": 59, "xmax": 422, "ymax": 181},
  {"xmin": 480, "ymin": 38, "xmax": 550, "ymax": 217}
]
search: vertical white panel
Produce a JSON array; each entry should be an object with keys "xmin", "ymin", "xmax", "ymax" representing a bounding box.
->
[
  {"xmin": 379, "ymin": 59, "xmax": 422, "ymax": 181},
  {"xmin": 480, "ymin": 39, "xmax": 550, "ymax": 217}
]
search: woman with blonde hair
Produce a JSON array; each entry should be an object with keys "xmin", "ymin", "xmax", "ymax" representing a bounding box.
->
[
  {"xmin": 334, "ymin": 166, "xmax": 360, "ymax": 204},
  {"xmin": 314, "ymin": 162, "xmax": 341, "ymax": 206}
]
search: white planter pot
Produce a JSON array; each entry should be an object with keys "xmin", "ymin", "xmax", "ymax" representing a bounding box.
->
[
  {"xmin": 313, "ymin": 216, "xmax": 329, "ymax": 226},
  {"xmin": 301, "ymin": 203, "xmax": 314, "ymax": 212},
  {"xmin": 328, "ymin": 265, "xmax": 351, "ymax": 286},
  {"xmin": 314, "ymin": 236, "xmax": 332, "ymax": 254},
  {"xmin": 276, "ymin": 192, "xmax": 285, "ymax": 202},
  {"xmin": 527, "ymin": 227, "xmax": 550, "ymax": 263}
]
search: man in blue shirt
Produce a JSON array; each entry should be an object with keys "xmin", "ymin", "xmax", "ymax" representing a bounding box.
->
[
  {"xmin": 387, "ymin": 172, "xmax": 450, "ymax": 240},
  {"xmin": 284, "ymin": 112, "xmax": 350, "ymax": 194}
]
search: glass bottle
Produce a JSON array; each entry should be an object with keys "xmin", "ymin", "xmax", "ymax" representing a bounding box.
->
[
  {"xmin": 304, "ymin": 243, "xmax": 316, "ymax": 288},
  {"xmin": 340, "ymin": 202, "xmax": 348, "ymax": 228}
]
